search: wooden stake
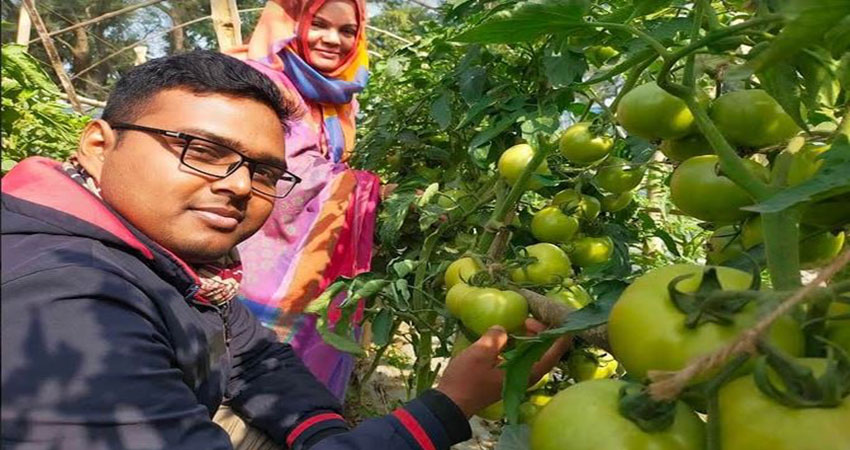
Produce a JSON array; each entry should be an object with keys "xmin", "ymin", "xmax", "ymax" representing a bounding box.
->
[
  {"xmin": 16, "ymin": 2, "xmax": 32, "ymax": 47},
  {"xmin": 22, "ymin": 0, "xmax": 83, "ymax": 114},
  {"xmin": 210, "ymin": 0, "xmax": 242, "ymax": 52}
]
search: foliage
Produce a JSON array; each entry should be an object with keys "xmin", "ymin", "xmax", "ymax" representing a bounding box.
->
[{"xmin": 2, "ymin": 44, "xmax": 88, "ymax": 173}]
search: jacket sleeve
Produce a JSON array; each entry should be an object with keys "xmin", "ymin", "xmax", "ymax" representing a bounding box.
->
[
  {"xmin": 223, "ymin": 298, "xmax": 472, "ymax": 450},
  {"xmin": 0, "ymin": 265, "xmax": 233, "ymax": 450}
]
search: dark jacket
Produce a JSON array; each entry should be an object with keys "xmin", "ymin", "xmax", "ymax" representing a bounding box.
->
[{"xmin": 1, "ymin": 157, "xmax": 471, "ymax": 450}]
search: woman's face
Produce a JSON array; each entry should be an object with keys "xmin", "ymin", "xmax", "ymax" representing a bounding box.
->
[{"xmin": 306, "ymin": 0, "xmax": 358, "ymax": 72}]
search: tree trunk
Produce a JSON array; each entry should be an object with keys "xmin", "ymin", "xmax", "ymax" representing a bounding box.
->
[{"xmin": 167, "ymin": 4, "xmax": 186, "ymax": 52}]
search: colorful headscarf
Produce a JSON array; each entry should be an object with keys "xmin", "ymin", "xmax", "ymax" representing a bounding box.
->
[{"xmin": 228, "ymin": 0, "xmax": 369, "ymax": 163}]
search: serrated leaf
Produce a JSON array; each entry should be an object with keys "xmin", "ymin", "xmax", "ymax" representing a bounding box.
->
[
  {"xmin": 378, "ymin": 191, "xmax": 418, "ymax": 246},
  {"xmin": 392, "ymin": 259, "xmax": 418, "ymax": 278},
  {"xmin": 744, "ymin": 136, "xmax": 850, "ymax": 213},
  {"xmin": 495, "ymin": 424, "xmax": 532, "ymax": 450},
  {"xmin": 454, "ymin": 0, "xmax": 589, "ymax": 44},
  {"xmin": 502, "ymin": 339, "xmax": 553, "ymax": 424},
  {"xmin": 317, "ymin": 319, "xmax": 366, "ymax": 356},
  {"xmin": 459, "ymin": 66, "xmax": 487, "ymax": 105},
  {"xmin": 371, "ymin": 309, "xmax": 394, "ymax": 346},
  {"xmin": 544, "ymin": 42, "xmax": 588, "ymax": 88},
  {"xmin": 758, "ymin": 61, "xmax": 807, "ymax": 131},
  {"xmin": 823, "ymin": 14, "xmax": 850, "ymax": 58},
  {"xmin": 418, "ymin": 183, "xmax": 440, "ymax": 206}
]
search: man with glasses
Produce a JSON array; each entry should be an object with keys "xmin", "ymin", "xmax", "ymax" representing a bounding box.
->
[{"xmin": 1, "ymin": 51, "xmax": 567, "ymax": 449}]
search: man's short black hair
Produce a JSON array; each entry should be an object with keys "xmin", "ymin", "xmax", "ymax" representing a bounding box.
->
[{"xmin": 102, "ymin": 50, "xmax": 296, "ymax": 131}]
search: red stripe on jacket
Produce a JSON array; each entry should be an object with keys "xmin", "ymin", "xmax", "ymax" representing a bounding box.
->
[
  {"xmin": 392, "ymin": 409, "xmax": 436, "ymax": 450},
  {"xmin": 286, "ymin": 413, "xmax": 346, "ymax": 447}
]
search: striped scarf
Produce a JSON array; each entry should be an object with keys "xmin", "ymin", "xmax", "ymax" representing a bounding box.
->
[{"xmin": 62, "ymin": 159, "xmax": 242, "ymax": 305}]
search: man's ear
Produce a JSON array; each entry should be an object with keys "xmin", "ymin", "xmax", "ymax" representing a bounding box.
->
[{"xmin": 75, "ymin": 119, "xmax": 118, "ymax": 182}]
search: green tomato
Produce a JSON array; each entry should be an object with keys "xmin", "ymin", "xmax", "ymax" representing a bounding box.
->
[
  {"xmin": 600, "ymin": 191, "xmax": 633, "ymax": 213},
  {"xmin": 800, "ymin": 230, "xmax": 845, "ymax": 270},
  {"xmin": 787, "ymin": 144, "xmax": 830, "ymax": 187},
  {"xmin": 460, "ymin": 287, "xmax": 528, "ymax": 335},
  {"xmin": 826, "ymin": 301, "xmax": 850, "ymax": 355},
  {"xmin": 446, "ymin": 282, "xmax": 475, "ymax": 318},
  {"xmin": 531, "ymin": 379, "xmax": 705, "ymax": 450},
  {"xmin": 519, "ymin": 394, "xmax": 553, "ymax": 424},
  {"xmin": 585, "ymin": 45, "xmax": 619, "ymax": 66},
  {"xmin": 670, "ymin": 155, "xmax": 769, "ymax": 223},
  {"xmin": 498, "ymin": 143, "xmax": 551, "ymax": 191},
  {"xmin": 476, "ymin": 400, "xmax": 504, "ymax": 421},
  {"xmin": 444, "ymin": 257, "xmax": 482, "ymax": 289},
  {"xmin": 559, "ymin": 122, "xmax": 613, "ymax": 165},
  {"xmin": 741, "ymin": 216, "xmax": 763, "ymax": 250},
  {"xmin": 786, "ymin": 145, "xmax": 850, "ymax": 228},
  {"xmin": 570, "ymin": 236, "xmax": 614, "ymax": 267},
  {"xmin": 711, "ymin": 89, "xmax": 801, "ymax": 148},
  {"xmin": 594, "ymin": 157, "xmax": 646, "ymax": 194},
  {"xmin": 546, "ymin": 284, "xmax": 592, "ymax": 310},
  {"xmin": 511, "ymin": 243, "xmax": 574, "ymax": 284},
  {"xmin": 659, "ymin": 134, "xmax": 713, "ymax": 162},
  {"xmin": 531, "ymin": 207, "xmax": 580, "ymax": 244},
  {"xmin": 706, "ymin": 226, "xmax": 746, "ymax": 265},
  {"xmin": 607, "ymin": 264, "xmax": 804, "ymax": 382},
  {"xmin": 616, "ymin": 82, "xmax": 699, "ymax": 140},
  {"xmin": 527, "ymin": 372, "xmax": 552, "ymax": 393},
  {"xmin": 567, "ymin": 347, "xmax": 619, "ymax": 382},
  {"xmin": 718, "ymin": 358, "xmax": 850, "ymax": 450},
  {"xmin": 552, "ymin": 189, "xmax": 601, "ymax": 221}
]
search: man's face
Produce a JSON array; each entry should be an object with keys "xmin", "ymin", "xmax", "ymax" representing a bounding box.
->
[{"xmin": 98, "ymin": 89, "xmax": 286, "ymax": 263}]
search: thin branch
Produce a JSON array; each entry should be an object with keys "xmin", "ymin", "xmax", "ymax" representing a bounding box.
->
[
  {"xmin": 71, "ymin": 15, "xmax": 210, "ymax": 80},
  {"xmin": 29, "ymin": 0, "xmax": 166, "ymax": 44},
  {"xmin": 407, "ymin": 0, "xmax": 438, "ymax": 10},
  {"xmin": 23, "ymin": 0, "xmax": 83, "ymax": 114},
  {"xmin": 366, "ymin": 25, "xmax": 414, "ymax": 45},
  {"xmin": 59, "ymin": 92, "xmax": 106, "ymax": 108}
]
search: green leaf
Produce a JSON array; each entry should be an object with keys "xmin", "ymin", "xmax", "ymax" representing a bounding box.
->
[
  {"xmin": 392, "ymin": 259, "xmax": 418, "ymax": 278},
  {"xmin": 459, "ymin": 67, "xmax": 487, "ymax": 105},
  {"xmin": 430, "ymin": 91, "xmax": 453, "ymax": 130},
  {"xmin": 543, "ymin": 38, "xmax": 588, "ymax": 88},
  {"xmin": 823, "ymin": 14, "xmax": 850, "ymax": 58},
  {"xmin": 728, "ymin": 0, "xmax": 850, "ymax": 80},
  {"xmin": 371, "ymin": 309, "xmax": 394, "ymax": 347},
  {"xmin": 495, "ymin": 424, "xmax": 531, "ymax": 450},
  {"xmin": 385, "ymin": 56, "xmax": 408, "ymax": 78},
  {"xmin": 758, "ymin": 61, "xmax": 807, "ymax": 131},
  {"xmin": 378, "ymin": 191, "xmax": 418, "ymax": 246},
  {"xmin": 453, "ymin": 0, "xmax": 589, "ymax": 44},
  {"xmin": 838, "ymin": 54, "xmax": 850, "ymax": 91},
  {"xmin": 502, "ymin": 339, "xmax": 553, "ymax": 424},
  {"xmin": 468, "ymin": 109, "xmax": 526, "ymax": 150},
  {"xmin": 316, "ymin": 318, "xmax": 366, "ymax": 356},
  {"xmin": 633, "ymin": 0, "xmax": 673, "ymax": 17},
  {"xmin": 744, "ymin": 136, "xmax": 850, "ymax": 213}
]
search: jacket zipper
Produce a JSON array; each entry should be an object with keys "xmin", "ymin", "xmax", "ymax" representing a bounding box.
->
[{"xmin": 185, "ymin": 284, "xmax": 231, "ymax": 354}]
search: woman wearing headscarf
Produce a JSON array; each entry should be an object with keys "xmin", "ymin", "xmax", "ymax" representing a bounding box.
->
[{"xmin": 227, "ymin": 0, "xmax": 380, "ymax": 400}]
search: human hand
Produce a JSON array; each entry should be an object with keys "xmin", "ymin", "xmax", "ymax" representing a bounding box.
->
[{"xmin": 435, "ymin": 318, "xmax": 571, "ymax": 417}]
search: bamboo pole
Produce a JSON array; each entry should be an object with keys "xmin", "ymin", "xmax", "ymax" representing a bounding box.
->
[
  {"xmin": 22, "ymin": 0, "xmax": 83, "ymax": 114},
  {"xmin": 28, "ymin": 0, "xmax": 166, "ymax": 44},
  {"xmin": 15, "ymin": 2, "xmax": 33, "ymax": 47},
  {"xmin": 210, "ymin": 0, "xmax": 242, "ymax": 52}
]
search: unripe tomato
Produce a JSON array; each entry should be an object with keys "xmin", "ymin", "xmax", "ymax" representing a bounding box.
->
[
  {"xmin": 511, "ymin": 243, "xmax": 573, "ymax": 284},
  {"xmin": 711, "ymin": 89, "xmax": 801, "ymax": 148},
  {"xmin": 594, "ymin": 157, "xmax": 646, "ymax": 193},
  {"xmin": 608, "ymin": 264, "xmax": 804, "ymax": 382},
  {"xmin": 567, "ymin": 347, "xmax": 618, "ymax": 381},
  {"xmin": 826, "ymin": 301, "xmax": 850, "ymax": 355},
  {"xmin": 460, "ymin": 287, "xmax": 528, "ymax": 335},
  {"xmin": 531, "ymin": 379, "xmax": 705, "ymax": 450},
  {"xmin": 444, "ymin": 257, "xmax": 482, "ymax": 289},
  {"xmin": 552, "ymin": 189, "xmax": 601, "ymax": 221},
  {"xmin": 787, "ymin": 144, "xmax": 830, "ymax": 187},
  {"xmin": 498, "ymin": 143, "xmax": 551, "ymax": 190},
  {"xmin": 531, "ymin": 207, "xmax": 580, "ymax": 244},
  {"xmin": 616, "ymin": 82, "xmax": 698, "ymax": 140},
  {"xmin": 799, "ymin": 230, "xmax": 845, "ymax": 269},
  {"xmin": 476, "ymin": 400, "xmax": 504, "ymax": 421},
  {"xmin": 446, "ymin": 282, "xmax": 475, "ymax": 318},
  {"xmin": 559, "ymin": 122, "xmax": 613, "ymax": 165},
  {"xmin": 546, "ymin": 284, "xmax": 592, "ymax": 310},
  {"xmin": 740, "ymin": 216, "xmax": 763, "ymax": 249},
  {"xmin": 585, "ymin": 45, "xmax": 619, "ymax": 66},
  {"xmin": 670, "ymin": 155, "xmax": 769, "ymax": 223},
  {"xmin": 706, "ymin": 226, "xmax": 745, "ymax": 265},
  {"xmin": 600, "ymin": 191, "xmax": 633, "ymax": 212},
  {"xmin": 519, "ymin": 394, "xmax": 553, "ymax": 424},
  {"xmin": 718, "ymin": 358, "xmax": 850, "ymax": 450},
  {"xmin": 659, "ymin": 134, "xmax": 713, "ymax": 162},
  {"xmin": 570, "ymin": 236, "xmax": 614, "ymax": 267}
]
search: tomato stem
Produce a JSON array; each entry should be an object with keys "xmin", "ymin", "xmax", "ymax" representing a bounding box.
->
[{"xmin": 761, "ymin": 212, "xmax": 802, "ymax": 290}]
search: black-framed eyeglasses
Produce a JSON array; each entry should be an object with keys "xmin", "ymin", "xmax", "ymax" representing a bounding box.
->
[{"xmin": 110, "ymin": 122, "xmax": 301, "ymax": 199}]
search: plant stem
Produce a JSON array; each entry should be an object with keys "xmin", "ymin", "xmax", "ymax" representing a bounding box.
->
[
  {"xmin": 412, "ymin": 223, "xmax": 449, "ymax": 394},
  {"xmin": 683, "ymin": 0, "xmax": 707, "ymax": 88}
]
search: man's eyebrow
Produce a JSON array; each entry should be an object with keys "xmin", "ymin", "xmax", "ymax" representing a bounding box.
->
[{"xmin": 181, "ymin": 127, "xmax": 286, "ymax": 167}]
